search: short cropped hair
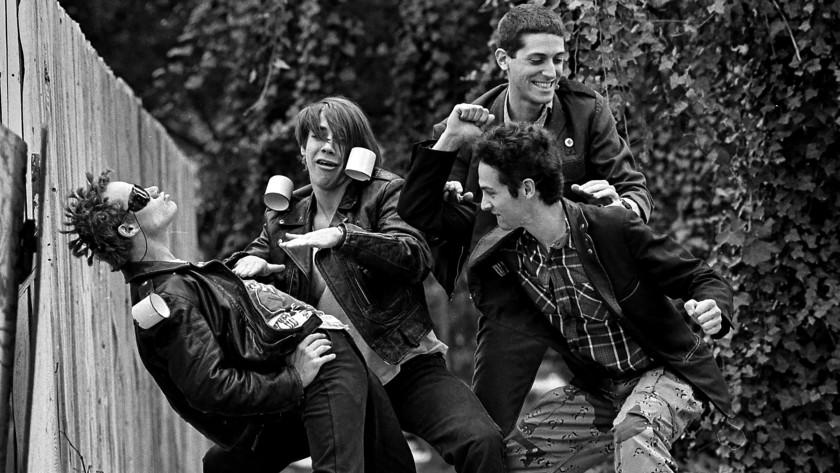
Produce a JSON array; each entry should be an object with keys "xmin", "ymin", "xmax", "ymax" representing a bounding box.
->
[
  {"xmin": 295, "ymin": 96, "xmax": 382, "ymax": 168},
  {"xmin": 473, "ymin": 123, "xmax": 564, "ymax": 205},
  {"xmin": 62, "ymin": 170, "xmax": 132, "ymax": 271},
  {"xmin": 496, "ymin": 4, "xmax": 566, "ymax": 56}
]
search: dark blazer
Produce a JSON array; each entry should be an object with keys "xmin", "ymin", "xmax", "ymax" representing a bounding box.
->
[{"xmin": 467, "ymin": 200, "xmax": 735, "ymax": 417}]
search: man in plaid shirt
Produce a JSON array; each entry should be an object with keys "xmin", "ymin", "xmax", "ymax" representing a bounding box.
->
[{"xmin": 402, "ymin": 107, "xmax": 734, "ymax": 472}]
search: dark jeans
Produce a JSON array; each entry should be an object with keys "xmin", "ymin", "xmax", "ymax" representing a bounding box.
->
[
  {"xmin": 385, "ymin": 352, "xmax": 506, "ymax": 473},
  {"xmin": 203, "ymin": 331, "xmax": 415, "ymax": 473}
]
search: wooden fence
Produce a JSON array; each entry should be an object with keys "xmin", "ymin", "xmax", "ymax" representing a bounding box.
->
[{"xmin": 1, "ymin": 0, "xmax": 209, "ymax": 472}]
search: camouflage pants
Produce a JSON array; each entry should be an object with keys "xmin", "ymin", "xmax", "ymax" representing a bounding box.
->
[{"xmin": 506, "ymin": 367, "xmax": 703, "ymax": 473}]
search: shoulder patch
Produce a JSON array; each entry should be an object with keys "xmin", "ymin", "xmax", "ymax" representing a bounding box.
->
[{"xmin": 132, "ymin": 293, "xmax": 171, "ymax": 329}]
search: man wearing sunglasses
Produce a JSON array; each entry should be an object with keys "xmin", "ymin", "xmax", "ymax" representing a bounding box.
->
[{"xmin": 63, "ymin": 171, "xmax": 416, "ymax": 473}]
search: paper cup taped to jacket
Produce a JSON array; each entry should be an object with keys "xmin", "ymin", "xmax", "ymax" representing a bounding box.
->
[
  {"xmin": 345, "ymin": 147, "xmax": 376, "ymax": 181},
  {"xmin": 132, "ymin": 293, "xmax": 171, "ymax": 329},
  {"xmin": 264, "ymin": 175, "xmax": 294, "ymax": 211}
]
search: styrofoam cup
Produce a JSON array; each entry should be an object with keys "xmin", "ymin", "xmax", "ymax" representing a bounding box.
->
[
  {"xmin": 344, "ymin": 147, "xmax": 376, "ymax": 181},
  {"xmin": 132, "ymin": 293, "xmax": 170, "ymax": 329},
  {"xmin": 264, "ymin": 175, "xmax": 294, "ymax": 211}
]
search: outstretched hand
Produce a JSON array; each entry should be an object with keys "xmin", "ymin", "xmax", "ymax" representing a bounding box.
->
[
  {"xmin": 279, "ymin": 227, "xmax": 344, "ymax": 250},
  {"xmin": 571, "ymin": 180, "xmax": 620, "ymax": 206},
  {"xmin": 231, "ymin": 255, "xmax": 285, "ymax": 278}
]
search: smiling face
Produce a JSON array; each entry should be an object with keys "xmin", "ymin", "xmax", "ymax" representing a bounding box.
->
[
  {"xmin": 478, "ymin": 161, "xmax": 530, "ymax": 231},
  {"xmin": 103, "ymin": 181, "xmax": 178, "ymax": 237},
  {"xmin": 301, "ymin": 112, "xmax": 351, "ymax": 192},
  {"xmin": 497, "ymin": 33, "xmax": 567, "ymax": 109}
]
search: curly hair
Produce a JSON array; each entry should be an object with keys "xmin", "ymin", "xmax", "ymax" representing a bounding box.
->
[
  {"xmin": 495, "ymin": 4, "xmax": 566, "ymax": 56},
  {"xmin": 62, "ymin": 170, "xmax": 133, "ymax": 271},
  {"xmin": 472, "ymin": 123, "xmax": 564, "ymax": 205}
]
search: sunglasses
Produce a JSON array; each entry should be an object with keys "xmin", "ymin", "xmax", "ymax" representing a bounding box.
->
[{"xmin": 127, "ymin": 185, "xmax": 151, "ymax": 212}]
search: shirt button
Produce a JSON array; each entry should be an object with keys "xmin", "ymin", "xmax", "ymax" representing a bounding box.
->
[
  {"xmin": 278, "ymin": 219, "xmax": 285, "ymax": 224},
  {"xmin": 564, "ymin": 138, "xmax": 574, "ymax": 147},
  {"xmin": 587, "ymin": 249, "xmax": 594, "ymax": 255}
]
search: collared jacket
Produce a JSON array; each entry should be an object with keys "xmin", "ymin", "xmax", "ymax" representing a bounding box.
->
[
  {"xmin": 467, "ymin": 200, "xmax": 735, "ymax": 416},
  {"xmin": 231, "ymin": 168, "xmax": 433, "ymax": 365},
  {"xmin": 123, "ymin": 260, "xmax": 322, "ymax": 450},
  {"xmin": 400, "ymin": 144, "xmax": 734, "ymax": 416},
  {"xmin": 401, "ymin": 80, "xmax": 652, "ymax": 293}
]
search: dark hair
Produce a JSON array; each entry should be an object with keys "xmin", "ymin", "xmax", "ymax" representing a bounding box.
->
[
  {"xmin": 495, "ymin": 4, "xmax": 565, "ymax": 56},
  {"xmin": 62, "ymin": 170, "xmax": 133, "ymax": 271},
  {"xmin": 472, "ymin": 123, "xmax": 564, "ymax": 205},
  {"xmin": 294, "ymin": 96, "xmax": 382, "ymax": 168}
]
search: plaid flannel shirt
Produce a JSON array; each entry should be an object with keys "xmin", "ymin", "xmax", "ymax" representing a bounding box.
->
[{"xmin": 514, "ymin": 218, "xmax": 654, "ymax": 377}]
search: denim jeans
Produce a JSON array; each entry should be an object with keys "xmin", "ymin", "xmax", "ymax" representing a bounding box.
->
[
  {"xmin": 203, "ymin": 331, "xmax": 415, "ymax": 473},
  {"xmin": 385, "ymin": 353, "xmax": 506, "ymax": 473},
  {"xmin": 506, "ymin": 367, "xmax": 704, "ymax": 473}
]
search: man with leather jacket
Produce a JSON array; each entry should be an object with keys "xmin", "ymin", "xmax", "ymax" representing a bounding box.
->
[
  {"xmin": 231, "ymin": 97, "xmax": 506, "ymax": 473},
  {"xmin": 63, "ymin": 170, "xmax": 415, "ymax": 473}
]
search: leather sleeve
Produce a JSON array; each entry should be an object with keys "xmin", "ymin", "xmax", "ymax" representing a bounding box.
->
[
  {"xmin": 339, "ymin": 177, "xmax": 433, "ymax": 284},
  {"xmin": 397, "ymin": 143, "xmax": 477, "ymax": 245},
  {"xmin": 154, "ymin": 290, "xmax": 304, "ymax": 416}
]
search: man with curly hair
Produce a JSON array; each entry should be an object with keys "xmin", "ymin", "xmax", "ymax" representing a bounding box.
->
[
  {"xmin": 402, "ymin": 116, "xmax": 734, "ymax": 472},
  {"xmin": 63, "ymin": 170, "xmax": 415, "ymax": 473}
]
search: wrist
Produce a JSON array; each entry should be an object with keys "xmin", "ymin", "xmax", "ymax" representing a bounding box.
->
[
  {"xmin": 335, "ymin": 225, "xmax": 347, "ymax": 248},
  {"xmin": 433, "ymin": 130, "xmax": 463, "ymax": 152}
]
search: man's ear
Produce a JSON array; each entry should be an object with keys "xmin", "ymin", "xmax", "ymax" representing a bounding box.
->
[
  {"xmin": 118, "ymin": 219, "xmax": 141, "ymax": 239},
  {"xmin": 521, "ymin": 178, "xmax": 537, "ymax": 199},
  {"xmin": 495, "ymin": 48, "xmax": 510, "ymax": 72}
]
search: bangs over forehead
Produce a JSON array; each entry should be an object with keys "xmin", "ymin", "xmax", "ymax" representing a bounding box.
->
[{"xmin": 294, "ymin": 97, "xmax": 382, "ymax": 165}]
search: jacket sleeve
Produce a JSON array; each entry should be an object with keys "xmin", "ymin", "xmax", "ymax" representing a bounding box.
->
[
  {"xmin": 157, "ymin": 290, "xmax": 304, "ymax": 416},
  {"xmin": 339, "ymin": 177, "xmax": 433, "ymax": 284},
  {"xmin": 397, "ymin": 143, "xmax": 477, "ymax": 245},
  {"xmin": 587, "ymin": 95, "xmax": 654, "ymax": 222},
  {"xmin": 621, "ymin": 213, "xmax": 734, "ymax": 338}
]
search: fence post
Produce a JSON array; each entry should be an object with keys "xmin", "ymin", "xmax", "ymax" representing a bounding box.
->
[{"xmin": 0, "ymin": 124, "xmax": 27, "ymax": 470}]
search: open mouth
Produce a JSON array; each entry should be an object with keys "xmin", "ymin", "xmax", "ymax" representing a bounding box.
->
[{"xmin": 314, "ymin": 158, "xmax": 340, "ymax": 169}]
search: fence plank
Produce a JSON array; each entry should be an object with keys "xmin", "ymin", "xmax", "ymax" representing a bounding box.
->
[
  {"xmin": 6, "ymin": 1, "xmax": 209, "ymax": 471},
  {"xmin": 0, "ymin": 125, "xmax": 26, "ymax": 470}
]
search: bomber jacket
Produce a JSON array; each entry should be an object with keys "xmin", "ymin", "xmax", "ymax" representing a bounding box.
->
[
  {"xmin": 123, "ymin": 259, "xmax": 322, "ymax": 450},
  {"xmin": 232, "ymin": 168, "xmax": 434, "ymax": 365}
]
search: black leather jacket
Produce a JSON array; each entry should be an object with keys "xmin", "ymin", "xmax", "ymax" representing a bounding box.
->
[
  {"xmin": 232, "ymin": 168, "xmax": 434, "ymax": 364},
  {"xmin": 123, "ymin": 260, "xmax": 321, "ymax": 449}
]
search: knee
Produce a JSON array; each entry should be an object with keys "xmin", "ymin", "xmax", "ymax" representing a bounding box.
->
[{"xmin": 463, "ymin": 419, "xmax": 505, "ymax": 454}]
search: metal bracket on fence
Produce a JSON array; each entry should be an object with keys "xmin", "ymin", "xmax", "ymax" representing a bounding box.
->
[{"xmin": 17, "ymin": 219, "xmax": 36, "ymax": 283}]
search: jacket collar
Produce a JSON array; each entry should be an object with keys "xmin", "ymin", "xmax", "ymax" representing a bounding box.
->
[
  {"xmin": 468, "ymin": 198, "xmax": 585, "ymax": 269},
  {"xmin": 477, "ymin": 82, "xmax": 567, "ymax": 139},
  {"xmin": 121, "ymin": 260, "xmax": 193, "ymax": 284}
]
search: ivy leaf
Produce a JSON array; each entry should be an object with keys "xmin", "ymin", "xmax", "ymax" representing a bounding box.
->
[
  {"xmin": 742, "ymin": 239, "xmax": 777, "ymax": 265},
  {"xmin": 708, "ymin": 0, "xmax": 726, "ymax": 15}
]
